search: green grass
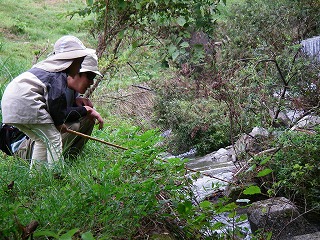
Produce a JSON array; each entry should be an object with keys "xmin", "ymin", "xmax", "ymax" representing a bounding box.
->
[
  {"xmin": 0, "ymin": 0, "xmax": 94, "ymax": 76},
  {"xmin": 0, "ymin": 124, "xmax": 190, "ymax": 239}
]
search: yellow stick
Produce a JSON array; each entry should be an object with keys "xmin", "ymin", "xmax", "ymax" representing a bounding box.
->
[{"xmin": 66, "ymin": 129, "xmax": 128, "ymax": 150}]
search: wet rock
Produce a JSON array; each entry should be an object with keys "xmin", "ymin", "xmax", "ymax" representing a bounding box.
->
[
  {"xmin": 210, "ymin": 148, "xmax": 233, "ymax": 163},
  {"xmin": 247, "ymin": 197, "xmax": 317, "ymax": 239},
  {"xmin": 291, "ymin": 115, "xmax": 320, "ymax": 131},
  {"xmin": 233, "ymin": 127, "xmax": 271, "ymax": 155},
  {"xmin": 292, "ymin": 231, "xmax": 320, "ymax": 240}
]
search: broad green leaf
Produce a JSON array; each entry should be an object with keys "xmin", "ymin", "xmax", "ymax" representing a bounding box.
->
[
  {"xmin": 177, "ymin": 200, "xmax": 193, "ymax": 214},
  {"xmin": 132, "ymin": 41, "xmax": 139, "ymax": 49},
  {"xmin": 177, "ymin": 16, "xmax": 186, "ymax": 27},
  {"xmin": 199, "ymin": 200, "xmax": 211, "ymax": 209},
  {"xmin": 243, "ymin": 185, "xmax": 261, "ymax": 195},
  {"xmin": 217, "ymin": 202, "xmax": 237, "ymax": 213},
  {"xmin": 135, "ymin": 2, "xmax": 141, "ymax": 10},
  {"xmin": 237, "ymin": 214, "xmax": 248, "ymax": 222},
  {"xmin": 172, "ymin": 51, "xmax": 179, "ymax": 61},
  {"xmin": 194, "ymin": 213, "xmax": 206, "ymax": 223},
  {"xmin": 168, "ymin": 45, "xmax": 177, "ymax": 55},
  {"xmin": 260, "ymin": 156, "xmax": 271, "ymax": 165},
  {"xmin": 180, "ymin": 41, "xmax": 190, "ymax": 48},
  {"xmin": 211, "ymin": 221, "xmax": 225, "ymax": 230},
  {"xmin": 118, "ymin": 30, "xmax": 125, "ymax": 39},
  {"xmin": 59, "ymin": 228, "xmax": 79, "ymax": 240},
  {"xmin": 86, "ymin": 0, "xmax": 93, "ymax": 5},
  {"xmin": 118, "ymin": 0, "xmax": 127, "ymax": 10},
  {"xmin": 34, "ymin": 230, "xmax": 59, "ymax": 238},
  {"xmin": 228, "ymin": 211, "xmax": 236, "ymax": 218},
  {"xmin": 82, "ymin": 231, "xmax": 95, "ymax": 240},
  {"xmin": 257, "ymin": 168, "xmax": 273, "ymax": 177}
]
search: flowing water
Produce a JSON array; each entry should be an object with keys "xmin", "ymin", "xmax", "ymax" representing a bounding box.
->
[
  {"xmin": 181, "ymin": 148, "xmax": 252, "ymax": 238},
  {"xmin": 301, "ymin": 35, "xmax": 320, "ymax": 62}
]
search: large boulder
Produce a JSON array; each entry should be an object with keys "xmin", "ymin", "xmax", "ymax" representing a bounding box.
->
[
  {"xmin": 233, "ymin": 127, "xmax": 271, "ymax": 155},
  {"xmin": 247, "ymin": 197, "xmax": 317, "ymax": 239}
]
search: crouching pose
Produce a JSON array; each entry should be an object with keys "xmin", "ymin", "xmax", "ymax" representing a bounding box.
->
[
  {"xmin": 15, "ymin": 53, "xmax": 104, "ymax": 160},
  {"xmin": 1, "ymin": 35, "xmax": 98, "ymax": 170}
]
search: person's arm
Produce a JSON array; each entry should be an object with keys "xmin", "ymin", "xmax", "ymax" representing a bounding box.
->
[
  {"xmin": 75, "ymin": 96, "xmax": 93, "ymax": 108},
  {"xmin": 46, "ymin": 74, "xmax": 68, "ymax": 126},
  {"xmin": 28, "ymin": 69, "xmax": 68, "ymax": 127},
  {"xmin": 65, "ymin": 106, "xmax": 87, "ymax": 122},
  {"xmin": 65, "ymin": 95, "xmax": 103, "ymax": 129},
  {"xmin": 83, "ymin": 106, "xmax": 104, "ymax": 129},
  {"xmin": 65, "ymin": 92, "xmax": 90, "ymax": 122}
]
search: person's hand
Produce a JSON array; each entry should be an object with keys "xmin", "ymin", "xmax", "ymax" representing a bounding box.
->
[
  {"xmin": 84, "ymin": 106, "xmax": 104, "ymax": 129},
  {"xmin": 56, "ymin": 124, "xmax": 68, "ymax": 133},
  {"xmin": 75, "ymin": 97, "xmax": 93, "ymax": 107}
]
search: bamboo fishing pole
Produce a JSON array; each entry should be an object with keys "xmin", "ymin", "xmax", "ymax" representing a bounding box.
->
[{"xmin": 66, "ymin": 128, "xmax": 128, "ymax": 150}]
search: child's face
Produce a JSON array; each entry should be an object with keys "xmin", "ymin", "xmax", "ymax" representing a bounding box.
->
[
  {"xmin": 67, "ymin": 57, "xmax": 85, "ymax": 77},
  {"xmin": 67, "ymin": 72, "xmax": 95, "ymax": 94}
]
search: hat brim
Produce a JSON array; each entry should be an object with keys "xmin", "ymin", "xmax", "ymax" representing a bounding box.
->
[
  {"xmin": 48, "ymin": 48, "xmax": 96, "ymax": 61},
  {"xmin": 80, "ymin": 68, "xmax": 103, "ymax": 77}
]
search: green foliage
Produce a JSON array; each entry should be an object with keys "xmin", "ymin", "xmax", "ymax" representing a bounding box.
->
[
  {"xmin": 0, "ymin": 126, "xmax": 183, "ymax": 238},
  {"xmin": 244, "ymin": 128, "xmax": 320, "ymax": 215},
  {"xmin": 69, "ymin": 0, "xmax": 224, "ymax": 76},
  {"xmin": 151, "ymin": 0, "xmax": 320, "ymax": 157},
  {"xmin": 0, "ymin": 124, "xmax": 253, "ymax": 239},
  {"xmin": 2, "ymin": 0, "xmax": 320, "ymax": 238},
  {"xmin": 270, "ymin": 129, "xmax": 320, "ymax": 212},
  {"xmin": 243, "ymin": 185, "xmax": 261, "ymax": 195},
  {"xmin": 151, "ymin": 74, "xmax": 232, "ymax": 154},
  {"xmin": 217, "ymin": 0, "xmax": 320, "ymax": 60}
]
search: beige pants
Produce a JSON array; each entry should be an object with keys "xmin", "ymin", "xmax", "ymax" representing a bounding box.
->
[
  {"xmin": 15, "ymin": 117, "xmax": 94, "ymax": 162},
  {"xmin": 12, "ymin": 123, "xmax": 63, "ymax": 170}
]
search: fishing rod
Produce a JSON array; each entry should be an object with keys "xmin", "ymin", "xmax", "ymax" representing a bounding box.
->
[{"xmin": 66, "ymin": 128, "xmax": 128, "ymax": 150}]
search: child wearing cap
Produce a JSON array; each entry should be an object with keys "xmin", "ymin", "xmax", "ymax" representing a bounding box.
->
[{"xmin": 1, "ymin": 35, "xmax": 96, "ymax": 170}]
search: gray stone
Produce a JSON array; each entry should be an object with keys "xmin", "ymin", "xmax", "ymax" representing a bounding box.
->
[
  {"xmin": 211, "ymin": 148, "xmax": 233, "ymax": 163},
  {"xmin": 247, "ymin": 197, "xmax": 317, "ymax": 240},
  {"xmin": 292, "ymin": 232, "xmax": 320, "ymax": 240},
  {"xmin": 233, "ymin": 127, "xmax": 271, "ymax": 155},
  {"xmin": 291, "ymin": 115, "xmax": 320, "ymax": 130}
]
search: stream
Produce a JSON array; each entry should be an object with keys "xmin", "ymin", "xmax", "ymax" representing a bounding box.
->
[{"xmin": 179, "ymin": 147, "xmax": 252, "ymax": 238}]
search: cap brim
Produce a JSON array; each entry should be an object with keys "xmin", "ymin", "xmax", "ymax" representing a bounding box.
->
[
  {"xmin": 48, "ymin": 48, "xmax": 95, "ymax": 61},
  {"xmin": 80, "ymin": 68, "xmax": 103, "ymax": 77}
]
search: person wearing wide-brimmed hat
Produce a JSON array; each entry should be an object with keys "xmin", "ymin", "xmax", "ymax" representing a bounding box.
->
[
  {"xmin": 1, "ymin": 35, "xmax": 95, "ymax": 170},
  {"xmin": 12, "ymin": 52, "xmax": 105, "ymax": 161}
]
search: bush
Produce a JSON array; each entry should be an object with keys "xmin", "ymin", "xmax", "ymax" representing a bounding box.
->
[{"xmin": 271, "ymin": 129, "xmax": 320, "ymax": 213}]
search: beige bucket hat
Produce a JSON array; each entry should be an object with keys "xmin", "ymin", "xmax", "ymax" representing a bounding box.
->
[
  {"xmin": 51, "ymin": 35, "xmax": 95, "ymax": 60},
  {"xmin": 79, "ymin": 53, "xmax": 103, "ymax": 77},
  {"xmin": 33, "ymin": 35, "xmax": 95, "ymax": 72}
]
